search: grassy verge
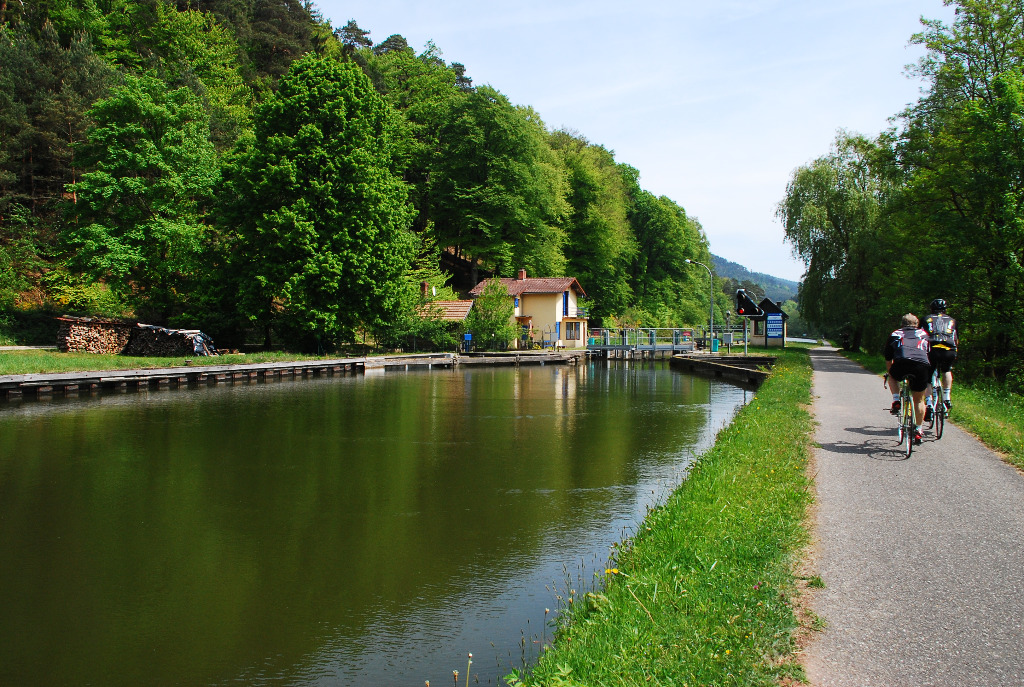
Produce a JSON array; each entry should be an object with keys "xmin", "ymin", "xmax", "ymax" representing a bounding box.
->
[
  {"xmin": 0, "ymin": 349, "xmax": 328, "ymax": 376},
  {"xmin": 837, "ymin": 348, "xmax": 1024, "ymax": 471},
  {"xmin": 513, "ymin": 348, "xmax": 816, "ymax": 687}
]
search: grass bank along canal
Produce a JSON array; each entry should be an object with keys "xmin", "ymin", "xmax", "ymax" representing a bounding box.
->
[{"xmin": 0, "ymin": 358, "xmax": 754, "ymax": 686}]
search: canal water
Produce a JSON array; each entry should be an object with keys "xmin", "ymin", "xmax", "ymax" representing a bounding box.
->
[{"xmin": 0, "ymin": 361, "xmax": 750, "ymax": 686}]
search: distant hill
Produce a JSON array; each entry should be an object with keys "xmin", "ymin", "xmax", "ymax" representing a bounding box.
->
[{"xmin": 711, "ymin": 254, "xmax": 800, "ymax": 303}]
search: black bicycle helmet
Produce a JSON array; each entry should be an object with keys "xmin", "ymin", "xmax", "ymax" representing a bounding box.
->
[{"xmin": 930, "ymin": 298, "xmax": 947, "ymax": 314}]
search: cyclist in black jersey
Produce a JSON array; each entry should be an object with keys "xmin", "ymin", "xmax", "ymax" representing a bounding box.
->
[
  {"xmin": 884, "ymin": 313, "xmax": 931, "ymax": 444},
  {"xmin": 924, "ymin": 298, "xmax": 958, "ymax": 418}
]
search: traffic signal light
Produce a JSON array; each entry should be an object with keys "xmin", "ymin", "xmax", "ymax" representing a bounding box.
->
[{"xmin": 736, "ymin": 289, "xmax": 763, "ymax": 317}]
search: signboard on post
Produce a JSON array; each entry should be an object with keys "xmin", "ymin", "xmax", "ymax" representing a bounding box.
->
[{"xmin": 766, "ymin": 313, "xmax": 784, "ymax": 339}]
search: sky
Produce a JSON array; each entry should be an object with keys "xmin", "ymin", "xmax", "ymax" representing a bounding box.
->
[{"xmin": 313, "ymin": 0, "xmax": 957, "ymax": 283}]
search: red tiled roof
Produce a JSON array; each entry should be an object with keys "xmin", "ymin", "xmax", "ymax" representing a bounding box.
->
[
  {"xmin": 469, "ymin": 277, "xmax": 587, "ymax": 298},
  {"xmin": 418, "ymin": 300, "xmax": 474, "ymax": 321}
]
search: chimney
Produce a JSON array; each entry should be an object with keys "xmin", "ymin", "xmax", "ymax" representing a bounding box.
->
[
  {"xmin": 517, "ymin": 269, "xmax": 526, "ymax": 281},
  {"xmin": 421, "ymin": 281, "xmax": 429, "ymax": 297}
]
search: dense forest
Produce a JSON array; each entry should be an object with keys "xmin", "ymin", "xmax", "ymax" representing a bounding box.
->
[
  {"xmin": 780, "ymin": 0, "xmax": 1024, "ymax": 387},
  {"xmin": 0, "ymin": 0, "xmax": 731, "ymax": 351}
]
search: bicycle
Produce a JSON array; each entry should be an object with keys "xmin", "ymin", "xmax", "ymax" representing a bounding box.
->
[
  {"xmin": 897, "ymin": 376, "xmax": 918, "ymax": 458},
  {"xmin": 927, "ymin": 369, "xmax": 947, "ymax": 439},
  {"xmin": 886, "ymin": 372, "xmax": 918, "ymax": 459}
]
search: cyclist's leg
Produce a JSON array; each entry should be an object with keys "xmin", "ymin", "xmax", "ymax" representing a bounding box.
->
[
  {"xmin": 912, "ymin": 388, "xmax": 928, "ymax": 427},
  {"xmin": 886, "ymin": 360, "xmax": 901, "ymax": 414},
  {"xmin": 937, "ymin": 349, "xmax": 955, "ymax": 409},
  {"xmin": 909, "ymin": 363, "xmax": 931, "ymax": 442},
  {"xmin": 942, "ymin": 368, "xmax": 953, "ymax": 408}
]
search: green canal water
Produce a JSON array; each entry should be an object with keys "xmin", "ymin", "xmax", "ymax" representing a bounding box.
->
[{"xmin": 0, "ymin": 361, "xmax": 750, "ymax": 686}]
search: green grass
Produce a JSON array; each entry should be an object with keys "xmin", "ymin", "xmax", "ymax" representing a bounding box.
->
[
  {"xmin": 0, "ymin": 349, "xmax": 330, "ymax": 376},
  {"xmin": 512, "ymin": 348, "xmax": 816, "ymax": 687},
  {"xmin": 837, "ymin": 348, "xmax": 1024, "ymax": 471},
  {"xmin": 953, "ymin": 383, "xmax": 1024, "ymax": 470}
]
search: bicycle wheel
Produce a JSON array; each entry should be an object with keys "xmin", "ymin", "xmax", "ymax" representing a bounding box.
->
[
  {"xmin": 935, "ymin": 401, "xmax": 945, "ymax": 439},
  {"xmin": 927, "ymin": 372, "xmax": 939, "ymax": 432},
  {"xmin": 902, "ymin": 386, "xmax": 915, "ymax": 458},
  {"xmin": 896, "ymin": 397, "xmax": 907, "ymax": 445}
]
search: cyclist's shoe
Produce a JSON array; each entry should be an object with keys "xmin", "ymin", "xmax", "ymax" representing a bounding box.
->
[
  {"xmin": 944, "ymin": 400, "xmax": 952, "ymax": 412},
  {"xmin": 924, "ymin": 406, "xmax": 933, "ymax": 422},
  {"xmin": 913, "ymin": 430, "xmax": 923, "ymax": 445},
  {"xmin": 890, "ymin": 401, "xmax": 901, "ymax": 415}
]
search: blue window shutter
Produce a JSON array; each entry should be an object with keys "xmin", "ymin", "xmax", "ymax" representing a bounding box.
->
[{"xmin": 563, "ymin": 291, "xmax": 569, "ymax": 316}]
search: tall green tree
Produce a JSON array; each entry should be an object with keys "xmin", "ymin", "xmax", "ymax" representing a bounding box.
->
[
  {"xmin": 895, "ymin": 0, "xmax": 1024, "ymax": 379},
  {"xmin": 68, "ymin": 73, "xmax": 218, "ymax": 320},
  {"xmin": 360, "ymin": 40, "xmax": 466, "ymax": 233},
  {"xmin": 247, "ymin": 0, "xmax": 314, "ymax": 81},
  {"xmin": 625, "ymin": 170, "xmax": 708, "ymax": 327},
  {"xmin": 777, "ymin": 133, "xmax": 887, "ymax": 350},
  {"xmin": 143, "ymin": 2, "xmax": 253, "ymax": 153},
  {"xmin": 466, "ymin": 277, "xmax": 518, "ymax": 350},
  {"xmin": 550, "ymin": 130, "xmax": 635, "ymax": 322},
  {"xmin": 429, "ymin": 85, "xmax": 568, "ymax": 279},
  {"xmin": 0, "ymin": 22, "xmax": 114, "ymax": 217},
  {"xmin": 223, "ymin": 53, "xmax": 415, "ymax": 349}
]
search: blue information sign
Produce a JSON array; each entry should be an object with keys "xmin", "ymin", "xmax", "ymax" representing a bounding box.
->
[{"xmin": 766, "ymin": 313, "xmax": 784, "ymax": 339}]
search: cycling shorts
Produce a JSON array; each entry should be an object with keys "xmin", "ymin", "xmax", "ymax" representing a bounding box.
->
[
  {"xmin": 889, "ymin": 359, "xmax": 931, "ymax": 392},
  {"xmin": 929, "ymin": 348, "xmax": 957, "ymax": 374},
  {"xmin": 929, "ymin": 350, "xmax": 958, "ymax": 376}
]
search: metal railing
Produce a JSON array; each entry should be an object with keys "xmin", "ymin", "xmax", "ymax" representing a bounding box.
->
[{"xmin": 587, "ymin": 328, "xmax": 696, "ymax": 348}]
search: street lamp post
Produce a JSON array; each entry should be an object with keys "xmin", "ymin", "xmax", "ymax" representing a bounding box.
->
[{"xmin": 685, "ymin": 258, "xmax": 714, "ymax": 353}]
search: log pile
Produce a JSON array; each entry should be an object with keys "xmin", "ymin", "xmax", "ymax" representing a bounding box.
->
[
  {"xmin": 56, "ymin": 316, "xmax": 134, "ymax": 354},
  {"xmin": 55, "ymin": 316, "xmax": 217, "ymax": 356},
  {"xmin": 122, "ymin": 325, "xmax": 216, "ymax": 357}
]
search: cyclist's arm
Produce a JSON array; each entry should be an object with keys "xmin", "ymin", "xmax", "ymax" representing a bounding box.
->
[{"xmin": 883, "ymin": 335, "xmax": 899, "ymax": 361}]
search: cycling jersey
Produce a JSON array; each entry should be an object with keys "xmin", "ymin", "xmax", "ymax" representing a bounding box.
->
[
  {"xmin": 884, "ymin": 327, "xmax": 930, "ymax": 365},
  {"xmin": 925, "ymin": 314, "xmax": 958, "ymax": 351}
]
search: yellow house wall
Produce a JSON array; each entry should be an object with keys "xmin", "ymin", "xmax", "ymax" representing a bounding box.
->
[{"xmin": 515, "ymin": 290, "xmax": 587, "ymax": 349}]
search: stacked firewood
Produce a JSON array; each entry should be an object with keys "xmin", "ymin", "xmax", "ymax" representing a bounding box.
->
[
  {"xmin": 55, "ymin": 317, "xmax": 217, "ymax": 357},
  {"xmin": 55, "ymin": 316, "xmax": 134, "ymax": 354},
  {"xmin": 121, "ymin": 325, "xmax": 216, "ymax": 357}
]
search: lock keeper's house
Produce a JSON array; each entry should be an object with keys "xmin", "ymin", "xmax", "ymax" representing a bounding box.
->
[{"xmin": 469, "ymin": 269, "xmax": 588, "ymax": 350}]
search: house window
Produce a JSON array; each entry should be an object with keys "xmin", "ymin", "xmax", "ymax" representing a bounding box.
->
[
  {"xmin": 565, "ymin": 321, "xmax": 581, "ymax": 340},
  {"xmin": 563, "ymin": 291, "xmax": 569, "ymax": 316}
]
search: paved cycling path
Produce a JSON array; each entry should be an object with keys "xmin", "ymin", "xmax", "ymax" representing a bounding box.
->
[{"xmin": 804, "ymin": 347, "xmax": 1024, "ymax": 686}]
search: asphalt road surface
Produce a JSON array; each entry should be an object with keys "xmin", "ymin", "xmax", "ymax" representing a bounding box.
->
[{"xmin": 805, "ymin": 347, "xmax": 1024, "ymax": 687}]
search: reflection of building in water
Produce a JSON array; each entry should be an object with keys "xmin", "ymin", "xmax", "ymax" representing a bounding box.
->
[{"xmin": 553, "ymin": 366, "xmax": 581, "ymax": 438}]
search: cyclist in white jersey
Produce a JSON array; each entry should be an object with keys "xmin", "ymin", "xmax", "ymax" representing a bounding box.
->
[{"xmin": 924, "ymin": 298, "xmax": 958, "ymax": 419}]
